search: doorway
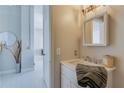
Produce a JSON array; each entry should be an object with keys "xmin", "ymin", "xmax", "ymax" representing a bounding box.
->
[
  {"xmin": 34, "ymin": 5, "xmax": 43, "ymax": 76},
  {"xmin": 34, "ymin": 5, "xmax": 53, "ymax": 88},
  {"xmin": 34, "ymin": 5, "xmax": 44, "ymax": 87}
]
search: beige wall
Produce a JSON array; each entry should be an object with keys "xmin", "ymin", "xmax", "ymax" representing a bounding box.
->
[
  {"xmin": 80, "ymin": 6, "xmax": 124, "ymax": 88},
  {"xmin": 51, "ymin": 5, "xmax": 82, "ymax": 87},
  {"xmin": 52, "ymin": 5, "xmax": 124, "ymax": 88},
  {"xmin": 85, "ymin": 21, "xmax": 92, "ymax": 44}
]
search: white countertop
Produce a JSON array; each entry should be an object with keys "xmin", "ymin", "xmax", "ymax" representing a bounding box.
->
[{"xmin": 61, "ymin": 59, "xmax": 116, "ymax": 72}]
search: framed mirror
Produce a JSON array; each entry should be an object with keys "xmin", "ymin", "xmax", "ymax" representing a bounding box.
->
[
  {"xmin": 0, "ymin": 31, "xmax": 17, "ymax": 47},
  {"xmin": 83, "ymin": 12, "xmax": 108, "ymax": 46}
]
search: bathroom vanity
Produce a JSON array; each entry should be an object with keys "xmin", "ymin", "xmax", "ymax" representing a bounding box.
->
[
  {"xmin": 61, "ymin": 59, "xmax": 81, "ymax": 88},
  {"xmin": 60, "ymin": 59, "xmax": 116, "ymax": 88}
]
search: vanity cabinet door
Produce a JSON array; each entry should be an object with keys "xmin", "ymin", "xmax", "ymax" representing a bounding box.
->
[
  {"xmin": 61, "ymin": 75, "xmax": 71, "ymax": 88},
  {"xmin": 70, "ymin": 82, "xmax": 78, "ymax": 88},
  {"xmin": 61, "ymin": 75, "xmax": 79, "ymax": 88}
]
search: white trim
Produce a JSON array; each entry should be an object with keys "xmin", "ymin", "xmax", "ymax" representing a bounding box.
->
[
  {"xmin": 0, "ymin": 69, "xmax": 16, "ymax": 75},
  {"xmin": 0, "ymin": 67, "xmax": 34, "ymax": 76},
  {"xmin": 42, "ymin": 6, "xmax": 54, "ymax": 88},
  {"xmin": 83, "ymin": 44, "xmax": 107, "ymax": 47},
  {"xmin": 49, "ymin": 6, "xmax": 55, "ymax": 88},
  {"xmin": 21, "ymin": 67, "xmax": 34, "ymax": 73}
]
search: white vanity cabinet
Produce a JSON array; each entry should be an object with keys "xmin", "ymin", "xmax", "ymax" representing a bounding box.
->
[
  {"xmin": 61, "ymin": 59, "xmax": 116, "ymax": 88},
  {"xmin": 61, "ymin": 64, "xmax": 80, "ymax": 88}
]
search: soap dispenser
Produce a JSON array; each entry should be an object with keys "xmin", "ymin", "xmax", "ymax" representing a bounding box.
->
[{"xmin": 103, "ymin": 55, "xmax": 114, "ymax": 68}]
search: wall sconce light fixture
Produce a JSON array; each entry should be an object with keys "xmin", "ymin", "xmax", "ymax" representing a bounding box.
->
[{"xmin": 82, "ymin": 5, "xmax": 105, "ymax": 15}]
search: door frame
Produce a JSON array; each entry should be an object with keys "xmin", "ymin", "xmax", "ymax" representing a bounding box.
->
[{"xmin": 43, "ymin": 5, "xmax": 55, "ymax": 88}]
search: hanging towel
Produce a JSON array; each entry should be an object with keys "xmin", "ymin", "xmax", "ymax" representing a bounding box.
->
[{"xmin": 76, "ymin": 64, "xmax": 107, "ymax": 88}]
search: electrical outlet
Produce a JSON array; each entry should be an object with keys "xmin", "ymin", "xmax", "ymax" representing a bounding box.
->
[
  {"xmin": 56, "ymin": 48, "xmax": 61, "ymax": 56},
  {"xmin": 74, "ymin": 50, "xmax": 78, "ymax": 56}
]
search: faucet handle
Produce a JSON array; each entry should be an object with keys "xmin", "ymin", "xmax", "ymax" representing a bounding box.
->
[
  {"xmin": 86, "ymin": 56, "xmax": 92, "ymax": 62},
  {"xmin": 81, "ymin": 56, "xmax": 92, "ymax": 62},
  {"xmin": 92, "ymin": 58, "xmax": 97, "ymax": 63}
]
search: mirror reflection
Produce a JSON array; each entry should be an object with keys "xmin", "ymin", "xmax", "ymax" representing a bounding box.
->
[{"xmin": 83, "ymin": 14, "xmax": 107, "ymax": 46}]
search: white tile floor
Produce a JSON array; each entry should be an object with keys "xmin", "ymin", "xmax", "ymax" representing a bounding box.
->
[{"xmin": 0, "ymin": 56, "xmax": 45, "ymax": 88}]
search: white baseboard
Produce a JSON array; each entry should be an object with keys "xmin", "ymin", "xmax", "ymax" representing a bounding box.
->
[
  {"xmin": 0, "ymin": 67, "xmax": 34, "ymax": 75},
  {"xmin": 0, "ymin": 69, "xmax": 16, "ymax": 75},
  {"xmin": 21, "ymin": 67, "xmax": 34, "ymax": 73}
]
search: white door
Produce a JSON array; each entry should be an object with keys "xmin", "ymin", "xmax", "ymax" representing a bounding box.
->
[
  {"xmin": 43, "ymin": 6, "xmax": 52, "ymax": 88},
  {"xmin": 34, "ymin": 6, "xmax": 43, "ymax": 64}
]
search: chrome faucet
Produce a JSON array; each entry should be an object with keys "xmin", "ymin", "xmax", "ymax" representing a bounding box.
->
[
  {"xmin": 84, "ymin": 56, "xmax": 92, "ymax": 62},
  {"xmin": 82, "ymin": 56, "xmax": 103, "ymax": 64}
]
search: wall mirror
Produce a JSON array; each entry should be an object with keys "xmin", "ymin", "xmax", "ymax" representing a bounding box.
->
[
  {"xmin": 0, "ymin": 31, "xmax": 17, "ymax": 47},
  {"xmin": 83, "ymin": 12, "xmax": 108, "ymax": 46}
]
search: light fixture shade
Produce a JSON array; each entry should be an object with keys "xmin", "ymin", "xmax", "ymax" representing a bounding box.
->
[{"xmin": 82, "ymin": 5, "xmax": 106, "ymax": 15}]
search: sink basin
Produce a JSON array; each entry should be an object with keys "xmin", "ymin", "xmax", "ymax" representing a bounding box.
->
[
  {"xmin": 68, "ymin": 61, "xmax": 81, "ymax": 65},
  {"xmin": 68, "ymin": 60, "xmax": 103, "ymax": 67},
  {"xmin": 81, "ymin": 61, "xmax": 104, "ymax": 67}
]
